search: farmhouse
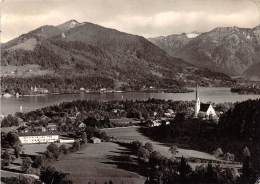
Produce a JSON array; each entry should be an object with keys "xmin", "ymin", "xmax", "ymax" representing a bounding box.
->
[
  {"xmin": 47, "ymin": 123, "xmax": 57, "ymax": 131},
  {"xmin": 147, "ymin": 120, "xmax": 161, "ymax": 127},
  {"xmin": 78, "ymin": 122, "xmax": 86, "ymax": 129},
  {"xmin": 90, "ymin": 137, "xmax": 101, "ymax": 144},
  {"xmin": 18, "ymin": 132, "xmax": 59, "ymax": 144},
  {"xmin": 33, "ymin": 126, "xmax": 47, "ymax": 132}
]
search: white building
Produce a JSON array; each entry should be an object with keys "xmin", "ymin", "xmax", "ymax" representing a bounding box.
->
[
  {"xmin": 199, "ymin": 103, "xmax": 217, "ymax": 117},
  {"xmin": 147, "ymin": 120, "xmax": 161, "ymax": 127},
  {"xmin": 90, "ymin": 137, "xmax": 101, "ymax": 144},
  {"xmin": 18, "ymin": 133, "xmax": 59, "ymax": 144},
  {"xmin": 59, "ymin": 138, "xmax": 75, "ymax": 143},
  {"xmin": 194, "ymin": 85, "xmax": 217, "ymax": 118}
]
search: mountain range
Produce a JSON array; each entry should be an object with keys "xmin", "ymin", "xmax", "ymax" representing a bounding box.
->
[
  {"xmin": 149, "ymin": 26, "xmax": 260, "ymax": 81},
  {"xmin": 1, "ymin": 20, "xmax": 233, "ymax": 93}
]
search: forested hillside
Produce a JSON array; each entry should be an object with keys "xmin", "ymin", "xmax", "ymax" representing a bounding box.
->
[
  {"xmin": 219, "ymin": 99, "xmax": 260, "ymax": 173},
  {"xmin": 1, "ymin": 20, "xmax": 234, "ymax": 94}
]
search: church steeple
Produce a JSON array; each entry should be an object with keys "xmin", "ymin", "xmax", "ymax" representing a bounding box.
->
[
  {"xmin": 196, "ymin": 84, "xmax": 198, "ymax": 99},
  {"xmin": 195, "ymin": 84, "xmax": 200, "ymax": 117}
]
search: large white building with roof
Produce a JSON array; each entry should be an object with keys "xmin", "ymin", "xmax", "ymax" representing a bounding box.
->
[{"xmin": 18, "ymin": 132, "xmax": 59, "ymax": 144}]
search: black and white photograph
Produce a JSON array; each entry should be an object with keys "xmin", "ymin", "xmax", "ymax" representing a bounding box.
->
[{"xmin": 1, "ymin": 0, "xmax": 260, "ymax": 183}]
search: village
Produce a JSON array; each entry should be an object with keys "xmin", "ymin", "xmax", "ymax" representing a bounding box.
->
[
  {"xmin": 1, "ymin": 86, "xmax": 248, "ymax": 184},
  {"xmin": 2, "ymin": 86, "xmax": 219, "ymax": 144}
]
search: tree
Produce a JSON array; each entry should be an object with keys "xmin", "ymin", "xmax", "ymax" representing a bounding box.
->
[
  {"xmin": 224, "ymin": 152, "xmax": 235, "ymax": 161},
  {"xmin": 144, "ymin": 142, "xmax": 154, "ymax": 153},
  {"xmin": 1, "ymin": 176, "xmax": 39, "ymax": 184},
  {"xmin": 149, "ymin": 151, "xmax": 163, "ymax": 168},
  {"xmin": 169, "ymin": 145, "xmax": 178, "ymax": 158},
  {"xmin": 40, "ymin": 166, "xmax": 72, "ymax": 184},
  {"xmin": 204, "ymin": 164, "xmax": 218, "ymax": 183},
  {"xmin": 33, "ymin": 155, "xmax": 45, "ymax": 168},
  {"xmin": 1, "ymin": 114, "xmax": 19, "ymax": 127},
  {"xmin": 240, "ymin": 156, "xmax": 255, "ymax": 184},
  {"xmin": 6, "ymin": 132, "xmax": 20, "ymax": 147},
  {"xmin": 137, "ymin": 147, "xmax": 150, "ymax": 163},
  {"xmin": 2, "ymin": 150, "xmax": 11, "ymax": 167},
  {"xmin": 81, "ymin": 132, "xmax": 87, "ymax": 144},
  {"xmin": 14, "ymin": 145, "xmax": 22, "ymax": 158},
  {"xmin": 213, "ymin": 147, "xmax": 223, "ymax": 158},
  {"xmin": 59, "ymin": 144, "xmax": 68, "ymax": 155},
  {"xmin": 22, "ymin": 157, "xmax": 32, "ymax": 173},
  {"xmin": 46, "ymin": 143, "xmax": 60, "ymax": 159},
  {"xmin": 72, "ymin": 141, "xmax": 80, "ymax": 151},
  {"xmin": 131, "ymin": 141, "xmax": 142, "ymax": 151},
  {"xmin": 177, "ymin": 157, "xmax": 191, "ymax": 181}
]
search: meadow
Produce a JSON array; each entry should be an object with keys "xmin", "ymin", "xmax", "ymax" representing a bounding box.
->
[{"xmin": 53, "ymin": 142, "xmax": 145, "ymax": 184}]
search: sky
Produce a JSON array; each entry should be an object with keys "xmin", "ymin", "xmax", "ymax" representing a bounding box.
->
[{"xmin": 1, "ymin": 0, "xmax": 260, "ymax": 42}]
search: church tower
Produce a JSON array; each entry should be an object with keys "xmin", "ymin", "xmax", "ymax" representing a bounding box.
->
[{"xmin": 194, "ymin": 84, "xmax": 200, "ymax": 117}]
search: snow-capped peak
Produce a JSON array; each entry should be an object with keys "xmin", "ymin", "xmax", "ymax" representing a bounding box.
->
[
  {"xmin": 186, "ymin": 32, "xmax": 201, "ymax": 38},
  {"xmin": 57, "ymin": 19, "xmax": 80, "ymax": 31}
]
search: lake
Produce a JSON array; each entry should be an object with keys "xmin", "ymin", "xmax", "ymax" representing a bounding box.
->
[{"xmin": 1, "ymin": 87, "xmax": 260, "ymax": 115}]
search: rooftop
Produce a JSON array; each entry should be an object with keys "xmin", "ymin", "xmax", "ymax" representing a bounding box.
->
[
  {"xmin": 200, "ymin": 103, "xmax": 211, "ymax": 112},
  {"xmin": 18, "ymin": 131, "xmax": 60, "ymax": 136}
]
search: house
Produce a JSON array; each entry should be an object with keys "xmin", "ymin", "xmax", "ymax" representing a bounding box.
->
[
  {"xmin": 100, "ymin": 88, "xmax": 107, "ymax": 93},
  {"xmin": 34, "ymin": 126, "xmax": 47, "ymax": 132},
  {"xmin": 194, "ymin": 85, "xmax": 217, "ymax": 118},
  {"xmin": 90, "ymin": 137, "xmax": 101, "ymax": 144},
  {"xmin": 17, "ymin": 126, "xmax": 29, "ymax": 133},
  {"xmin": 164, "ymin": 109, "xmax": 175, "ymax": 118},
  {"xmin": 40, "ymin": 115, "xmax": 51, "ymax": 122},
  {"xmin": 59, "ymin": 138, "xmax": 75, "ymax": 143},
  {"xmin": 47, "ymin": 123, "xmax": 57, "ymax": 131},
  {"xmin": 147, "ymin": 120, "xmax": 161, "ymax": 127},
  {"xmin": 78, "ymin": 122, "xmax": 86, "ymax": 129},
  {"xmin": 18, "ymin": 132, "xmax": 59, "ymax": 144},
  {"xmin": 3, "ymin": 93, "xmax": 12, "ymax": 98},
  {"xmin": 32, "ymin": 86, "xmax": 49, "ymax": 94}
]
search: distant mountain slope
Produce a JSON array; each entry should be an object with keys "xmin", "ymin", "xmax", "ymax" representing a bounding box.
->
[
  {"xmin": 243, "ymin": 62, "xmax": 260, "ymax": 81},
  {"xmin": 149, "ymin": 34, "xmax": 192, "ymax": 56},
  {"xmin": 1, "ymin": 20, "xmax": 234, "ymax": 93},
  {"xmin": 150, "ymin": 26, "xmax": 260, "ymax": 80}
]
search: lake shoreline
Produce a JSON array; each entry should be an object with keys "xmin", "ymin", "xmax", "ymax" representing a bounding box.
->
[
  {"xmin": 10, "ymin": 88, "xmax": 195, "ymax": 97},
  {"xmin": 1, "ymin": 87, "xmax": 260, "ymax": 116}
]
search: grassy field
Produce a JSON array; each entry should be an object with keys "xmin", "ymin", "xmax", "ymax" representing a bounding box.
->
[
  {"xmin": 53, "ymin": 142, "xmax": 145, "ymax": 184},
  {"xmin": 52, "ymin": 127, "xmax": 223, "ymax": 184},
  {"xmin": 104, "ymin": 127, "xmax": 218, "ymax": 160},
  {"xmin": 0, "ymin": 64, "xmax": 52, "ymax": 77},
  {"xmin": 22, "ymin": 143, "xmax": 71, "ymax": 155},
  {"xmin": 3, "ymin": 127, "xmax": 240, "ymax": 184}
]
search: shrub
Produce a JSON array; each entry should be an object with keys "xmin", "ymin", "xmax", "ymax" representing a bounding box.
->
[
  {"xmin": 144, "ymin": 142, "xmax": 154, "ymax": 153},
  {"xmin": 46, "ymin": 143, "xmax": 60, "ymax": 159},
  {"xmin": 22, "ymin": 157, "xmax": 32, "ymax": 173},
  {"xmin": 59, "ymin": 144, "xmax": 68, "ymax": 154}
]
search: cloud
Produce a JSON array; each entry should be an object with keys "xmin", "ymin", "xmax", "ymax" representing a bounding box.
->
[
  {"xmin": 102, "ymin": 9, "xmax": 258, "ymax": 37},
  {"xmin": 1, "ymin": 0, "xmax": 259, "ymax": 42}
]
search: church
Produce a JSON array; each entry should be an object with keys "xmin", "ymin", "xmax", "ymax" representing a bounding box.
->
[{"xmin": 194, "ymin": 85, "xmax": 217, "ymax": 118}]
